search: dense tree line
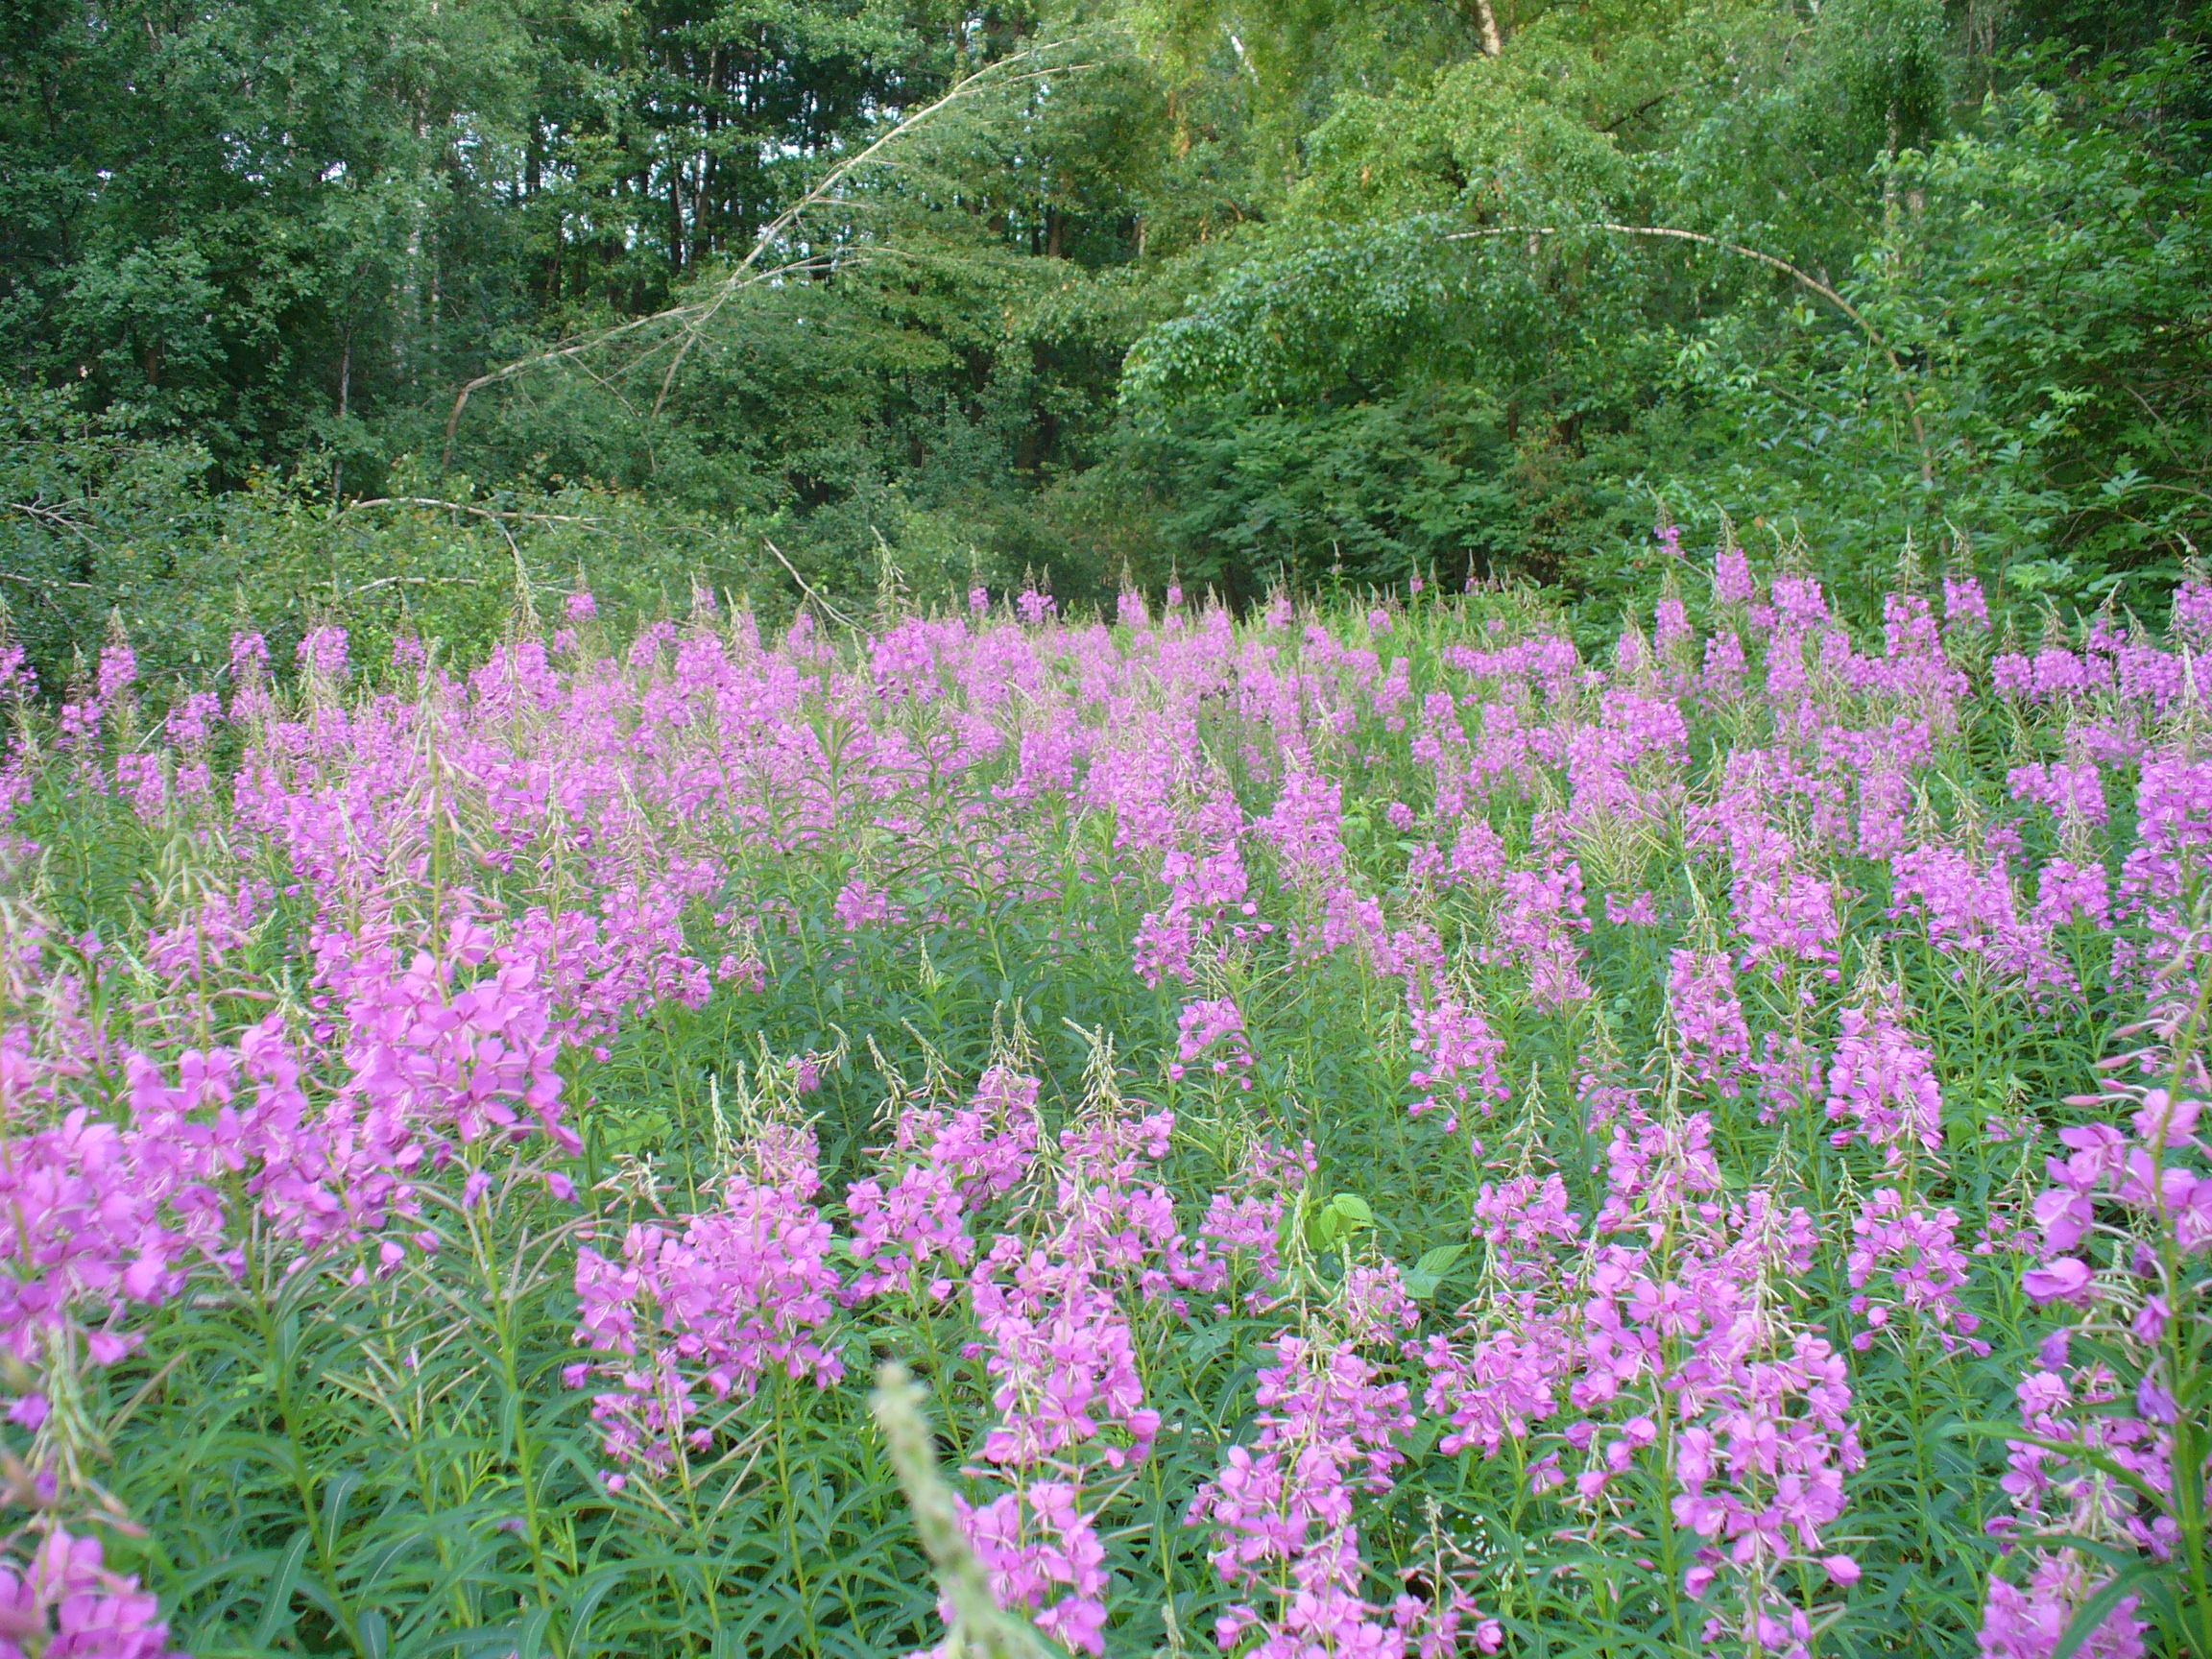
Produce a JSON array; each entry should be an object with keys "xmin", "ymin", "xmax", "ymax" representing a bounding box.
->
[{"xmin": 2, "ymin": 0, "xmax": 2206, "ymax": 677}]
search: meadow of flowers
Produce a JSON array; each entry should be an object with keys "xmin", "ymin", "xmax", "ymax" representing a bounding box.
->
[{"xmin": 0, "ymin": 538, "xmax": 2207, "ymax": 1659}]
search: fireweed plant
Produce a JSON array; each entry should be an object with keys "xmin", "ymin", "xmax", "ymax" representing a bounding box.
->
[{"xmin": 0, "ymin": 548, "xmax": 2207, "ymax": 1659}]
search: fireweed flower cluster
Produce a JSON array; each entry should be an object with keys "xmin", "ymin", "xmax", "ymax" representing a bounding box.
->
[
  {"xmin": 570, "ymin": 1115, "xmax": 842, "ymax": 1477},
  {"xmin": 1173, "ymin": 998, "xmax": 1255, "ymax": 1087},
  {"xmin": 1411, "ymin": 1099, "xmax": 1861, "ymax": 1652},
  {"xmin": 0, "ymin": 548, "xmax": 2207, "ymax": 1658},
  {"xmin": 1403, "ymin": 951, "xmax": 1509, "ymax": 1133},
  {"xmin": 1186, "ymin": 1262, "xmax": 1484, "ymax": 1659},
  {"xmin": 1669, "ymin": 948, "xmax": 1753, "ymax": 1098},
  {"xmin": 1825, "ymin": 998, "xmax": 1946, "ymax": 1166},
  {"xmin": 0, "ymin": 923, "xmax": 589, "ymax": 1646},
  {"xmin": 846, "ymin": 1063, "xmax": 1042, "ymax": 1304},
  {"xmin": 1, "ymin": 922, "xmax": 588, "ymax": 1405},
  {"xmin": 0, "ymin": 1527, "xmax": 185, "ymax": 1659},
  {"xmin": 1981, "ymin": 1007, "xmax": 2212, "ymax": 1659},
  {"xmin": 921, "ymin": 1053, "xmax": 1310, "ymax": 1656},
  {"xmin": 944, "ymin": 1093, "xmax": 1166, "ymax": 1657},
  {"xmin": 1845, "ymin": 1189, "xmax": 1987, "ymax": 1356}
]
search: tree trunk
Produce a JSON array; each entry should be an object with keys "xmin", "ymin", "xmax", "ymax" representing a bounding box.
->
[{"xmin": 1469, "ymin": 0, "xmax": 1503, "ymax": 58}]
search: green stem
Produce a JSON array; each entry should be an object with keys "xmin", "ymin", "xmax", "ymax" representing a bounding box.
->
[
  {"xmin": 776, "ymin": 1371, "xmax": 823, "ymax": 1659},
  {"xmin": 249, "ymin": 1246, "xmax": 368, "ymax": 1658}
]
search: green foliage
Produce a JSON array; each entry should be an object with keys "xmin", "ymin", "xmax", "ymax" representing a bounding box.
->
[
  {"xmin": 3, "ymin": 0, "xmax": 2208, "ymax": 643},
  {"xmin": 1883, "ymin": 56, "xmax": 2211, "ymax": 592},
  {"xmin": 0, "ymin": 389, "xmax": 782, "ymax": 694},
  {"xmin": 1109, "ymin": 6, "xmax": 2211, "ymax": 613},
  {"xmin": 1635, "ymin": 41, "xmax": 2210, "ymax": 614},
  {"xmin": 0, "ymin": 0, "xmax": 544, "ymax": 470}
]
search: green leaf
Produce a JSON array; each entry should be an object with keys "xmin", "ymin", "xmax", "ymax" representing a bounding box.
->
[
  {"xmin": 251, "ymin": 1529, "xmax": 312, "ymax": 1649},
  {"xmin": 1403, "ymin": 1242, "xmax": 1468, "ymax": 1300}
]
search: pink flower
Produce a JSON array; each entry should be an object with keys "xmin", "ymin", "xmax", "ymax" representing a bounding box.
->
[
  {"xmin": 2021, "ymin": 1258, "xmax": 2093, "ymax": 1305},
  {"xmin": 0, "ymin": 1527, "xmax": 186, "ymax": 1659},
  {"xmin": 1169, "ymin": 998, "xmax": 1254, "ymax": 1084},
  {"xmin": 1982, "ymin": 1551, "xmax": 2146, "ymax": 1659},
  {"xmin": 2129, "ymin": 1089, "xmax": 2200, "ymax": 1145},
  {"xmin": 1668, "ymin": 950, "xmax": 1750, "ymax": 1096},
  {"xmin": 1826, "ymin": 1002, "xmax": 1944, "ymax": 1164},
  {"xmin": 569, "ymin": 1120, "xmax": 843, "ymax": 1468}
]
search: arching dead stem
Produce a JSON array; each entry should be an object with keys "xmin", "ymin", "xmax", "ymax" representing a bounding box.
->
[
  {"xmin": 442, "ymin": 47, "xmax": 1084, "ymax": 469},
  {"xmin": 1445, "ymin": 223, "xmax": 1934, "ymax": 485}
]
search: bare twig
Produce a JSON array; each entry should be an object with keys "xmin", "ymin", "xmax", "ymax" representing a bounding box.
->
[
  {"xmin": 441, "ymin": 47, "xmax": 1086, "ymax": 466},
  {"xmin": 5, "ymin": 499, "xmax": 106, "ymax": 555},
  {"xmin": 341, "ymin": 497, "xmax": 606, "ymax": 528},
  {"xmin": 651, "ymin": 55, "xmax": 1077, "ymax": 419},
  {"xmin": 439, "ymin": 252, "xmax": 842, "ymax": 467},
  {"xmin": 6, "ymin": 499, "xmax": 89, "ymax": 531},
  {"xmin": 0, "ymin": 569, "xmax": 99, "ymax": 593},
  {"xmin": 329, "ymin": 575, "xmax": 492, "ymax": 596},
  {"xmin": 761, "ymin": 537, "xmax": 861, "ymax": 631},
  {"xmin": 1600, "ymin": 87, "xmax": 1678, "ymax": 132}
]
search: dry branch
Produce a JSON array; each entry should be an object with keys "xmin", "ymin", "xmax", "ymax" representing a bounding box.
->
[
  {"xmin": 761, "ymin": 537, "xmax": 861, "ymax": 631},
  {"xmin": 441, "ymin": 47, "xmax": 1086, "ymax": 468},
  {"xmin": 1446, "ymin": 222, "xmax": 1934, "ymax": 483}
]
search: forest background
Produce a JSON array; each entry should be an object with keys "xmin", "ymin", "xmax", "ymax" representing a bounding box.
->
[{"xmin": 2, "ymin": 0, "xmax": 2208, "ymax": 685}]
